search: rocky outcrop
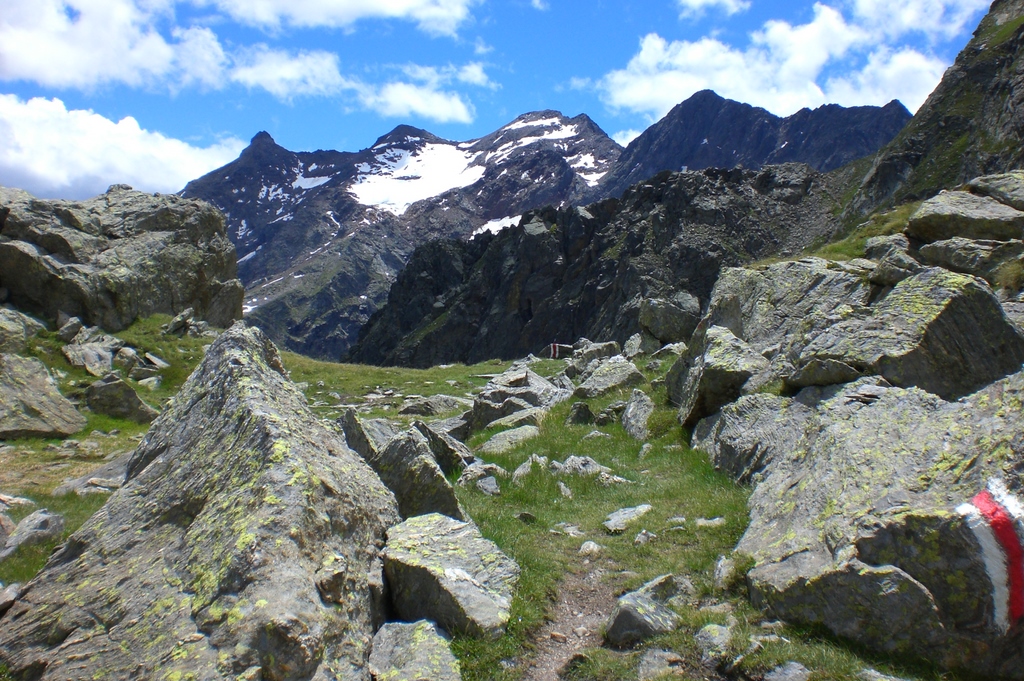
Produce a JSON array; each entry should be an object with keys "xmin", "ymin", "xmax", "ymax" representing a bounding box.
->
[
  {"xmin": 368, "ymin": 620, "xmax": 461, "ymax": 681},
  {"xmin": 85, "ymin": 373, "xmax": 159, "ymax": 424},
  {"xmin": 604, "ymin": 574, "xmax": 682, "ymax": 648},
  {"xmin": 349, "ymin": 165, "xmax": 846, "ymax": 367},
  {"xmin": 468, "ymin": 366, "xmax": 570, "ymax": 430},
  {"xmin": 382, "ymin": 513, "xmax": 519, "ymax": 639},
  {"xmin": 905, "ymin": 191, "xmax": 1024, "ymax": 242},
  {"xmin": 0, "ymin": 185, "xmax": 243, "ymax": 332},
  {"xmin": 675, "ymin": 326, "xmax": 771, "ymax": 426},
  {"xmin": 693, "ymin": 372, "xmax": 1024, "ymax": 677},
  {"xmin": 0, "ymin": 323, "xmax": 401, "ymax": 680},
  {"xmin": 0, "ymin": 353, "xmax": 85, "ymax": 439},
  {"xmin": 573, "ymin": 356, "xmax": 646, "ymax": 399},
  {"xmin": 366, "ymin": 429, "xmax": 466, "ymax": 521},
  {"xmin": 0, "ymin": 307, "xmax": 44, "ymax": 353}
]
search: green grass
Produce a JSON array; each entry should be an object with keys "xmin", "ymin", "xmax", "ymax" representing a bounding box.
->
[{"xmin": 807, "ymin": 201, "xmax": 922, "ymax": 261}]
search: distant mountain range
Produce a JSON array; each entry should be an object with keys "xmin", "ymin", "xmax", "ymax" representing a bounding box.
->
[{"xmin": 181, "ymin": 91, "xmax": 911, "ymax": 359}]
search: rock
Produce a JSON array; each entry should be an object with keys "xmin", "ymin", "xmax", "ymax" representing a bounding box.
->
[
  {"xmin": 638, "ymin": 649, "xmax": 685, "ymax": 680},
  {"xmin": 623, "ymin": 331, "xmax": 661, "ymax": 359},
  {"xmin": 365, "ymin": 429, "xmax": 465, "ymax": 520},
  {"xmin": 412, "ymin": 420, "xmax": 475, "ymax": 475},
  {"xmin": 634, "ymin": 529, "xmax": 656, "ymax": 545},
  {"xmin": 470, "ymin": 367, "xmax": 570, "ymax": 430},
  {"xmin": 143, "ymin": 352, "xmax": 170, "ymax": 369},
  {"xmin": 906, "ymin": 191, "xmax": 1024, "ymax": 243},
  {"xmin": 0, "ymin": 323, "xmax": 401, "ymax": 680},
  {"xmin": 0, "ymin": 307, "xmax": 44, "ymax": 353},
  {"xmin": 696, "ymin": 368, "xmax": 1024, "ymax": 676},
  {"xmin": 426, "ymin": 415, "xmax": 471, "ymax": 442},
  {"xmin": 0, "ymin": 354, "xmax": 86, "ymax": 439},
  {"xmin": 0, "ymin": 509, "xmax": 65, "ymax": 562},
  {"xmin": 52, "ymin": 450, "xmax": 132, "ymax": 496},
  {"xmin": 550, "ymin": 455, "xmax": 611, "ymax": 477},
  {"xmin": 868, "ymin": 250, "xmax": 921, "ymax": 286},
  {"xmin": 714, "ymin": 555, "xmax": 736, "ymax": 590},
  {"xmin": 0, "ymin": 185, "xmax": 243, "ymax": 331},
  {"xmin": 163, "ymin": 306, "xmax": 195, "ymax": 336},
  {"xmin": 512, "ymin": 454, "xmax": 548, "ymax": 484},
  {"xmin": 478, "ymin": 425, "xmax": 541, "ymax": 455},
  {"xmin": 603, "ymin": 504, "xmax": 652, "ymax": 533},
  {"xmin": 565, "ymin": 340, "xmax": 621, "ymax": 379},
  {"xmin": 383, "ymin": 513, "xmax": 520, "ymax": 638},
  {"xmin": 694, "ymin": 623, "xmax": 732, "ymax": 662},
  {"xmin": 565, "ymin": 401, "xmax": 595, "ymax": 425},
  {"xmin": 0, "ymin": 514, "xmax": 16, "ymax": 545},
  {"xmin": 864, "ymin": 234, "xmax": 910, "ymax": 260},
  {"xmin": 621, "ymin": 389, "xmax": 655, "ymax": 440},
  {"xmin": 595, "ymin": 400, "xmax": 628, "ymax": 425},
  {"xmin": 137, "ymin": 376, "xmax": 161, "ymax": 391},
  {"xmin": 86, "ymin": 373, "xmax": 160, "ymax": 424},
  {"xmin": 578, "ymin": 541, "xmax": 603, "ymax": 557},
  {"xmin": 639, "ymin": 294, "xmax": 701, "ymax": 343},
  {"xmin": 62, "ymin": 341, "xmax": 119, "ymax": 377},
  {"xmin": 456, "ymin": 463, "xmax": 509, "ymax": 486},
  {"xmin": 368, "ymin": 620, "xmax": 461, "ymax": 681},
  {"xmin": 338, "ymin": 408, "xmax": 402, "ymax": 459},
  {"xmin": 676, "ymin": 326, "xmax": 771, "ymax": 426},
  {"xmin": 764, "ymin": 661, "xmax": 810, "ymax": 681},
  {"xmin": 857, "ymin": 670, "xmax": 911, "ymax": 681},
  {"xmin": 696, "ymin": 517, "xmax": 726, "ymax": 528},
  {"xmin": 558, "ymin": 482, "xmax": 573, "ymax": 499},
  {"xmin": 918, "ymin": 237, "xmax": 1024, "ymax": 284},
  {"xmin": 794, "ymin": 268, "xmax": 1024, "ymax": 399},
  {"xmin": 488, "ymin": 406, "xmax": 547, "ymax": 429},
  {"xmin": 967, "ymin": 171, "xmax": 1024, "ymax": 211},
  {"xmin": 604, "ymin": 574, "xmax": 682, "ymax": 647},
  {"xmin": 56, "ymin": 316, "xmax": 84, "ymax": 343},
  {"xmin": 0, "ymin": 582, "xmax": 22, "ymax": 617},
  {"xmin": 573, "ymin": 356, "xmax": 646, "ymax": 399},
  {"xmin": 516, "ymin": 511, "xmax": 537, "ymax": 524},
  {"xmin": 399, "ymin": 394, "xmax": 473, "ymax": 416},
  {"xmin": 476, "ymin": 476, "xmax": 500, "ymax": 496}
]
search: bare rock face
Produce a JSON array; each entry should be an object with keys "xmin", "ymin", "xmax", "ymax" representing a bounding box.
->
[
  {"xmin": 0, "ymin": 184, "xmax": 243, "ymax": 332},
  {"xmin": 368, "ymin": 620, "xmax": 461, "ymax": 681},
  {"xmin": 0, "ymin": 323, "xmax": 401, "ymax": 680},
  {"xmin": 906, "ymin": 191, "xmax": 1024, "ymax": 243},
  {"xmin": 0, "ymin": 353, "xmax": 85, "ymax": 439}
]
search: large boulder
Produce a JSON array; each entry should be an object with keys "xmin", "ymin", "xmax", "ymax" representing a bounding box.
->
[
  {"xmin": 469, "ymin": 367, "xmax": 570, "ymax": 430},
  {"xmin": 639, "ymin": 294, "xmax": 701, "ymax": 344},
  {"xmin": 967, "ymin": 171, "xmax": 1024, "ymax": 211},
  {"xmin": 604, "ymin": 574, "xmax": 682, "ymax": 648},
  {"xmin": 0, "ymin": 323, "xmax": 401, "ymax": 680},
  {"xmin": 363, "ymin": 429, "xmax": 465, "ymax": 521},
  {"xmin": 0, "ymin": 509, "xmax": 65, "ymax": 562},
  {"xmin": 338, "ymin": 408, "xmax": 402, "ymax": 460},
  {"xmin": 691, "ymin": 371, "xmax": 1024, "ymax": 677},
  {"xmin": 368, "ymin": 620, "xmax": 461, "ymax": 681},
  {"xmin": 572, "ymin": 356, "xmax": 646, "ymax": 399},
  {"xmin": 0, "ymin": 308, "xmax": 44, "ymax": 353},
  {"xmin": 793, "ymin": 268, "xmax": 1024, "ymax": 399},
  {"xmin": 0, "ymin": 184, "xmax": 243, "ymax": 331},
  {"xmin": 905, "ymin": 190, "xmax": 1024, "ymax": 243},
  {"xmin": 675, "ymin": 326, "xmax": 771, "ymax": 426},
  {"xmin": 621, "ymin": 389, "xmax": 655, "ymax": 440},
  {"xmin": 86, "ymin": 373, "xmax": 160, "ymax": 424},
  {"xmin": 917, "ymin": 237, "xmax": 1024, "ymax": 284},
  {"xmin": 383, "ymin": 513, "xmax": 520, "ymax": 638},
  {"xmin": 0, "ymin": 353, "xmax": 85, "ymax": 439}
]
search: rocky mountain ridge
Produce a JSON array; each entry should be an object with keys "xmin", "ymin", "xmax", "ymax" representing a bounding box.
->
[{"xmin": 182, "ymin": 97, "xmax": 908, "ymax": 360}]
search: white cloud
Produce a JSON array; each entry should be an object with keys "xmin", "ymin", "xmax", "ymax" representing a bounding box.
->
[
  {"xmin": 852, "ymin": 0, "xmax": 991, "ymax": 42},
  {"xmin": 473, "ymin": 37, "xmax": 493, "ymax": 55},
  {"xmin": 230, "ymin": 46, "xmax": 352, "ymax": 98},
  {"xmin": 531, "ymin": 0, "xmax": 549, "ymax": 10},
  {"xmin": 172, "ymin": 26, "xmax": 229, "ymax": 90},
  {"xmin": 456, "ymin": 62, "xmax": 498, "ymax": 89},
  {"xmin": 599, "ymin": 1, "xmax": 983, "ymax": 119},
  {"xmin": 193, "ymin": 0, "xmax": 480, "ymax": 36},
  {"xmin": 676, "ymin": 0, "xmax": 750, "ymax": 18},
  {"xmin": 0, "ymin": 94, "xmax": 245, "ymax": 199},
  {"xmin": 612, "ymin": 129, "xmax": 642, "ymax": 146},
  {"xmin": 360, "ymin": 82, "xmax": 474, "ymax": 122}
]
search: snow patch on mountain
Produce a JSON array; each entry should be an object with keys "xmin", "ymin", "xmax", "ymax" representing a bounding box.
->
[
  {"xmin": 487, "ymin": 125, "xmax": 580, "ymax": 165},
  {"xmin": 473, "ymin": 215, "xmax": 521, "ymax": 236},
  {"xmin": 349, "ymin": 143, "xmax": 485, "ymax": 215},
  {"xmin": 504, "ymin": 116, "xmax": 564, "ymax": 131}
]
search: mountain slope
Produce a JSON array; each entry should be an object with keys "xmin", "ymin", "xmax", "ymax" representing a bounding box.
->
[{"xmin": 596, "ymin": 90, "xmax": 911, "ymax": 200}]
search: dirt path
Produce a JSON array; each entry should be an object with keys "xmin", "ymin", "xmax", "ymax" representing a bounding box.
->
[{"xmin": 518, "ymin": 566, "xmax": 621, "ymax": 681}]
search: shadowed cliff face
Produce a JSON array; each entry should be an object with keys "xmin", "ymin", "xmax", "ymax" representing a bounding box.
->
[
  {"xmin": 852, "ymin": 0, "xmax": 1024, "ymax": 214},
  {"xmin": 346, "ymin": 163, "xmax": 847, "ymax": 368}
]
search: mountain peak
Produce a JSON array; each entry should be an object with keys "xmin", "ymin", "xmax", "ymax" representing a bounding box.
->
[
  {"xmin": 250, "ymin": 131, "xmax": 276, "ymax": 146},
  {"xmin": 370, "ymin": 125, "xmax": 444, "ymax": 150}
]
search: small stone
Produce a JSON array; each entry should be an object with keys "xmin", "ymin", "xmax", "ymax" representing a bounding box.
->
[
  {"xmin": 558, "ymin": 482, "xmax": 573, "ymax": 499},
  {"xmin": 695, "ymin": 517, "xmax": 726, "ymax": 528},
  {"xmin": 694, "ymin": 623, "xmax": 732, "ymax": 661},
  {"xmin": 515, "ymin": 512, "xmax": 537, "ymax": 524},
  {"xmin": 549, "ymin": 631, "xmax": 568, "ymax": 642},
  {"xmin": 579, "ymin": 541, "xmax": 603, "ymax": 557},
  {"xmin": 603, "ymin": 504, "xmax": 652, "ymax": 534},
  {"xmin": 639, "ymin": 443, "xmax": 652, "ymax": 460},
  {"xmin": 634, "ymin": 529, "xmax": 657, "ymax": 545},
  {"xmin": 764, "ymin": 661, "xmax": 811, "ymax": 681},
  {"xmin": 552, "ymin": 523, "xmax": 584, "ymax": 537},
  {"xmin": 477, "ymin": 476, "xmax": 501, "ymax": 496},
  {"xmin": 581, "ymin": 430, "xmax": 611, "ymax": 441}
]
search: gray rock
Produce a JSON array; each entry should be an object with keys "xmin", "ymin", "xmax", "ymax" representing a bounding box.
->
[
  {"xmin": 62, "ymin": 341, "xmax": 118, "ymax": 377},
  {"xmin": 918, "ymin": 237, "xmax": 1024, "ymax": 283},
  {"xmin": 0, "ymin": 307, "xmax": 44, "ymax": 353},
  {"xmin": 764, "ymin": 661, "xmax": 810, "ymax": 681},
  {"xmin": 639, "ymin": 294, "xmax": 701, "ymax": 343},
  {"xmin": 794, "ymin": 268, "xmax": 1024, "ymax": 399},
  {"xmin": 637, "ymin": 649, "xmax": 684, "ymax": 680},
  {"xmin": 470, "ymin": 368, "xmax": 569, "ymax": 430},
  {"xmin": 676, "ymin": 326, "xmax": 771, "ymax": 426},
  {"xmin": 488, "ymin": 406, "xmax": 547, "ymax": 429},
  {"xmin": 868, "ymin": 250, "xmax": 921, "ymax": 286},
  {"xmin": 573, "ymin": 356, "xmax": 646, "ymax": 399},
  {"xmin": 864, "ymin": 233, "xmax": 910, "ymax": 261},
  {"xmin": 551, "ymin": 455, "xmax": 611, "ymax": 477},
  {"xmin": 512, "ymin": 454, "xmax": 548, "ymax": 484},
  {"xmin": 367, "ymin": 429, "xmax": 465, "ymax": 520},
  {"xmin": 564, "ymin": 401, "xmax": 594, "ymax": 425},
  {"xmin": 86, "ymin": 373, "xmax": 160, "ymax": 424},
  {"xmin": 412, "ymin": 420, "xmax": 475, "ymax": 475},
  {"xmin": 478, "ymin": 425, "xmax": 541, "ymax": 455},
  {"xmin": 399, "ymin": 394, "xmax": 473, "ymax": 416},
  {"xmin": 604, "ymin": 574, "xmax": 681, "ymax": 648},
  {"xmin": 906, "ymin": 190, "xmax": 1024, "ymax": 243},
  {"xmin": 603, "ymin": 504, "xmax": 652, "ymax": 533},
  {"xmin": 338, "ymin": 408, "xmax": 402, "ymax": 459},
  {"xmin": 857, "ymin": 670, "xmax": 911, "ymax": 681},
  {"xmin": 383, "ymin": 513, "xmax": 520, "ymax": 638},
  {"xmin": 623, "ymin": 331, "xmax": 661, "ymax": 359},
  {"xmin": 0, "ymin": 185, "xmax": 243, "ymax": 331},
  {"xmin": 0, "ymin": 509, "xmax": 65, "ymax": 562},
  {"xmin": 0, "ymin": 583, "xmax": 22, "ymax": 617},
  {"xmin": 694, "ymin": 623, "xmax": 732, "ymax": 662},
  {"xmin": 56, "ymin": 316, "xmax": 84, "ymax": 343},
  {"xmin": 564, "ymin": 340, "xmax": 621, "ymax": 379},
  {"xmin": 137, "ymin": 376, "xmax": 161, "ymax": 391},
  {"xmin": 0, "ymin": 323, "xmax": 401, "ymax": 680},
  {"xmin": 53, "ymin": 450, "xmax": 132, "ymax": 496},
  {"xmin": 368, "ymin": 620, "xmax": 461, "ymax": 681},
  {"xmin": 0, "ymin": 353, "xmax": 86, "ymax": 439},
  {"xmin": 967, "ymin": 170, "xmax": 1024, "ymax": 211},
  {"xmin": 476, "ymin": 476, "xmax": 500, "ymax": 496},
  {"xmin": 621, "ymin": 389, "xmax": 655, "ymax": 440},
  {"xmin": 0, "ymin": 514, "xmax": 14, "ymax": 545}
]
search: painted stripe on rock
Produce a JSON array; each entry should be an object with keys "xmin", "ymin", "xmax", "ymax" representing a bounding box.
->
[
  {"xmin": 974, "ymin": 488, "xmax": 1024, "ymax": 622},
  {"xmin": 957, "ymin": 500, "xmax": 1011, "ymax": 633}
]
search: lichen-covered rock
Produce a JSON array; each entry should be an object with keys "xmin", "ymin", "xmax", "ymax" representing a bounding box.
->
[
  {"xmin": 382, "ymin": 513, "xmax": 520, "ymax": 639},
  {"xmin": 564, "ymin": 339, "xmax": 621, "ymax": 379},
  {"xmin": 0, "ymin": 323, "xmax": 401, "ymax": 680},
  {"xmin": 868, "ymin": 250, "xmax": 920, "ymax": 287},
  {"xmin": 693, "ymin": 370, "xmax": 1024, "ymax": 677},
  {"xmin": 412, "ymin": 421, "xmax": 475, "ymax": 475},
  {"xmin": 488, "ymin": 406, "xmax": 547, "ymax": 430},
  {"xmin": 676, "ymin": 326, "xmax": 771, "ymax": 426},
  {"xmin": 478, "ymin": 425, "xmax": 540, "ymax": 455},
  {"xmin": 794, "ymin": 268, "xmax": 1024, "ymax": 399},
  {"xmin": 573, "ymin": 356, "xmax": 646, "ymax": 398},
  {"xmin": 0, "ymin": 308, "xmax": 44, "ymax": 354},
  {"xmin": 0, "ymin": 185, "xmax": 243, "ymax": 331},
  {"xmin": 967, "ymin": 171, "xmax": 1024, "ymax": 211},
  {"xmin": 906, "ymin": 190, "xmax": 1024, "ymax": 243},
  {"xmin": 368, "ymin": 620, "xmax": 461, "ymax": 681},
  {"xmin": 470, "ymin": 367, "xmax": 570, "ymax": 430},
  {"xmin": 85, "ymin": 373, "xmax": 159, "ymax": 424},
  {"xmin": 621, "ymin": 389, "xmax": 655, "ymax": 440},
  {"xmin": 338, "ymin": 408, "xmax": 402, "ymax": 460},
  {"xmin": 639, "ymin": 294, "xmax": 701, "ymax": 344},
  {"xmin": 0, "ymin": 353, "xmax": 85, "ymax": 439},
  {"xmin": 604, "ymin": 574, "xmax": 682, "ymax": 647},
  {"xmin": 918, "ymin": 237, "xmax": 1024, "ymax": 284},
  {"xmin": 365, "ymin": 429, "xmax": 465, "ymax": 521},
  {"xmin": 398, "ymin": 394, "xmax": 473, "ymax": 416}
]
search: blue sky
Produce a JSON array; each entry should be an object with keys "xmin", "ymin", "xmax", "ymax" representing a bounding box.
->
[{"xmin": 0, "ymin": 0, "xmax": 991, "ymax": 199}]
